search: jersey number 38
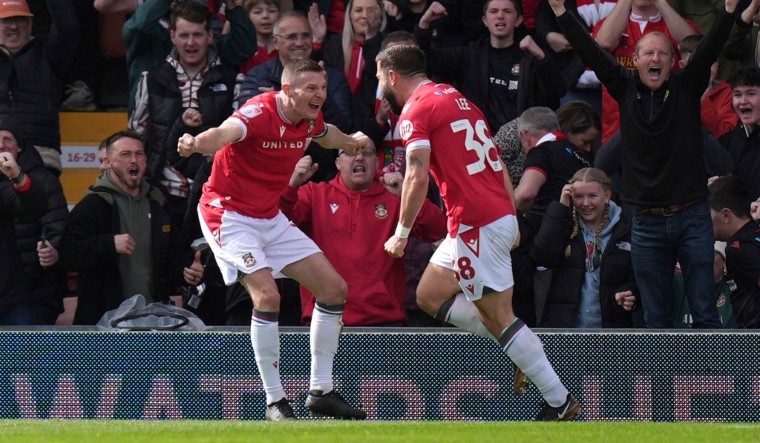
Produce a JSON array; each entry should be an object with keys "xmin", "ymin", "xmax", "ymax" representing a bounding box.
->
[{"xmin": 450, "ymin": 119, "xmax": 503, "ymax": 176}]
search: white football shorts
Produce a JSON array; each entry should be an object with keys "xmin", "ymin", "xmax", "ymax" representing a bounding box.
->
[
  {"xmin": 429, "ymin": 214, "xmax": 518, "ymax": 301},
  {"xmin": 198, "ymin": 200, "xmax": 321, "ymax": 285}
]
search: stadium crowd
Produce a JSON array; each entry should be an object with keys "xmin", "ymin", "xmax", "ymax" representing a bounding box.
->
[{"xmin": 1, "ymin": 0, "xmax": 760, "ymax": 334}]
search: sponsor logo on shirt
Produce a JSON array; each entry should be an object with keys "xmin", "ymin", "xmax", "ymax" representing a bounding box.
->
[
  {"xmin": 375, "ymin": 204, "xmax": 388, "ymax": 219},
  {"xmin": 330, "ymin": 203, "xmax": 339, "ymax": 214},
  {"xmin": 399, "ymin": 120, "xmax": 414, "ymax": 141},
  {"xmin": 262, "ymin": 141, "xmax": 307, "ymax": 149},
  {"xmin": 279, "ymin": 126, "xmax": 286, "ymax": 137},
  {"xmin": 240, "ymin": 105, "xmax": 263, "ymax": 118}
]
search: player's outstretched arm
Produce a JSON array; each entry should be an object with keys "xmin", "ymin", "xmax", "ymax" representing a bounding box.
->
[
  {"xmin": 385, "ymin": 148, "xmax": 430, "ymax": 258},
  {"xmin": 178, "ymin": 120, "xmax": 243, "ymax": 158},
  {"xmin": 316, "ymin": 124, "xmax": 375, "ymax": 153}
]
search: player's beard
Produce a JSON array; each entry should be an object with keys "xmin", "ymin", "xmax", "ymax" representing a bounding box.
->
[{"xmin": 382, "ymin": 86, "xmax": 404, "ymax": 116}]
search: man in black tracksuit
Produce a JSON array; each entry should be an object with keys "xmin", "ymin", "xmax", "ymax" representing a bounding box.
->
[
  {"xmin": 548, "ymin": 0, "xmax": 740, "ymax": 328},
  {"xmin": 415, "ymin": 0, "xmax": 567, "ymax": 133}
]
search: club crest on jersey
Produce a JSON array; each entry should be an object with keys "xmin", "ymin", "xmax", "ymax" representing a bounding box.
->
[
  {"xmin": 375, "ymin": 204, "xmax": 388, "ymax": 219},
  {"xmin": 511, "ymin": 64, "xmax": 520, "ymax": 76},
  {"xmin": 242, "ymin": 252, "xmax": 256, "ymax": 268},
  {"xmin": 308, "ymin": 119, "xmax": 315, "ymax": 133},
  {"xmin": 399, "ymin": 120, "xmax": 414, "ymax": 141},
  {"xmin": 717, "ymin": 292, "xmax": 727, "ymax": 307},
  {"xmin": 240, "ymin": 105, "xmax": 262, "ymax": 118}
]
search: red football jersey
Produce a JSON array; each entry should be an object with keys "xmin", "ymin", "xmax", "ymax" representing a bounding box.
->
[
  {"xmin": 202, "ymin": 92, "xmax": 327, "ymax": 219},
  {"xmin": 399, "ymin": 81, "xmax": 514, "ymax": 236}
]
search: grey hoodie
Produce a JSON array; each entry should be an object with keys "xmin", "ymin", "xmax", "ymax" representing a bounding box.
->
[{"xmin": 576, "ymin": 200, "xmax": 622, "ymax": 328}]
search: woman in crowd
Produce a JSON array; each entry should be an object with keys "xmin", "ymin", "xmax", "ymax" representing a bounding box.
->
[
  {"xmin": 530, "ymin": 167, "xmax": 641, "ymax": 328},
  {"xmin": 310, "ymin": 0, "xmax": 386, "ymax": 93}
]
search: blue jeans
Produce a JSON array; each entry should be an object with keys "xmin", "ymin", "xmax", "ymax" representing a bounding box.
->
[
  {"xmin": 0, "ymin": 303, "xmax": 32, "ymax": 326},
  {"xmin": 630, "ymin": 199, "xmax": 721, "ymax": 328}
]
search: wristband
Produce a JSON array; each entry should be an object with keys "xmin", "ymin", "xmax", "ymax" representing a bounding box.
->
[
  {"xmin": 395, "ymin": 223, "xmax": 411, "ymax": 239},
  {"xmin": 11, "ymin": 170, "xmax": 25, "ymax": 185}
]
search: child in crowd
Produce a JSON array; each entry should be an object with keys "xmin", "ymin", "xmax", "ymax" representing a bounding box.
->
[
  {"xmin": 671, "ymin": 242, "xmax": 737, "ymax": 328},
  {"xmin": 229, "ymin": 0, "xmax": 281, "ymax": 74},
  {"xmin": 708, "ymin": 175, "xmax": 760, "ymax": 328}
]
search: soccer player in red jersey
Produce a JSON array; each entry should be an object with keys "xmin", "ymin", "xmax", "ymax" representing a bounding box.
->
[
  {"xmin": 178, "ymin": 58, "xmax": 371, "ymax": 421},
  {"xmin": 378, "ymin": 44, "xmax": 580, "ymax": 421}
]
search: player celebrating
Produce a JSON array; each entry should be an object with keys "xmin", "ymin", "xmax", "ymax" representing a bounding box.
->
[
  {"xmin": 379, "ymin": 45, "xmax": 580, "ymax": 421},
  {"xmin": 178, "ymin": 58, "xmax": 370, "ymax": 421}
]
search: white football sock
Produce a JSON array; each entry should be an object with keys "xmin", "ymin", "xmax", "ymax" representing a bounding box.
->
[
  {"xmin": 309, "ymin": 302, "xmax": 344, "ymax": 393},
  {"xmin": 437, "ymin": 293, "xmax": 497, "ymax": 342},
  {"xmin": 250, "ymin": 311, "xmax": 286, "ymax": 405},
  {"xmin": 502, "ymin": 319, "xmax": 568, "ymax": 407}
]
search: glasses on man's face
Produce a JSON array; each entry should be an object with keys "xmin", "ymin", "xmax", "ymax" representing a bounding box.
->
[
  {"xmin": 0, "ymin": 16, "xmax": 30, "ymax": 28},
  {"xmin": 275, "ymin": 32, "xmax": 313, "ymax": 42},
  {"xmin": 341, "ymin": 148, "xmax": 376, "ymax": 157}
]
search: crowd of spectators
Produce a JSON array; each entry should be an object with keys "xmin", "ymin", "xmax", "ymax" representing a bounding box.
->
[{"xmin": 2, "ymin": 0, "xmax": 760, "ymax": 329}]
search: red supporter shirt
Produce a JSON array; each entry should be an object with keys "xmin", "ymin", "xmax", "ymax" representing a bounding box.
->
[
  {"xmin": 201, "ymin": 92, "xmax": 327, "ymax": 219},
  {"xmin": 239, "ymin": 43, "xmax": 278, "ymax": 75},
  {"xmin": 399, "ymin": 81, "xmax": 514, "ymax": 236}
]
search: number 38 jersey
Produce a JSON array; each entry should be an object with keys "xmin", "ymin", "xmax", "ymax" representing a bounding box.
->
[{"xmin": 399, "ymin": 81, "xmax": 514, "ymax": 236}]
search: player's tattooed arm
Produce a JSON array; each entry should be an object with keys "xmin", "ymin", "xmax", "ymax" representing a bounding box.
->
[{"xmin": 385, "ymin": 148, "xmax": 430, "ymax": 258}]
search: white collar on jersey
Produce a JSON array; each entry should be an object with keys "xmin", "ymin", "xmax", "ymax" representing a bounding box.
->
[{"xmin": 276, "ymin": 94, "xmax": 292, "ymax": 125}]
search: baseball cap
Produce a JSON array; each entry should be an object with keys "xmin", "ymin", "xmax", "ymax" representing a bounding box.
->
[{"xmin": 0, "ymin": 0, "xmax": 33, "ymax": 19}]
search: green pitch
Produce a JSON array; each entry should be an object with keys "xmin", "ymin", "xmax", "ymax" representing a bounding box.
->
[{"xmin": 1, "ymin": 420, "xmax": 759, "ymax": 443}]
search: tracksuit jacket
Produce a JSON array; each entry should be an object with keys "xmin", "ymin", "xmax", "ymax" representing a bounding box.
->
[{"xmin": 280, "ymin": 175, "xmax": 447, "ymax": 326}]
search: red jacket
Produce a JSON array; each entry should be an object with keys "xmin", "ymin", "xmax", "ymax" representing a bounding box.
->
[
  {"xmin": 280, "ymin": 175, "xmax": 447, "ymax": 326},
  {"xmin": 701, "ymin": 80, "xmax": 738, "ymax": 139}
]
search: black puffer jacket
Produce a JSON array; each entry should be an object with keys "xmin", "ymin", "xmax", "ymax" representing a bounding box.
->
[
  {"xmin": 0, "ymin": 0, "xmax": 77, "ymax": 157},
  {"xmin": 144, "ymin": 48, "xmax": 238, "ymax": 177},
  {"xmin": 13, "ymin": 146, "xmax": 68, "ymax": 318},
  {"xmin": 531, "ymin": 200, "xmax": 641, "ymax": 328}
]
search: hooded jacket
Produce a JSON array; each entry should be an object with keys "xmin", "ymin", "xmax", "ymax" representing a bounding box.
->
[
  {"xmin": 279, "ymin": 174, "xmax": 446, "ymax": 326},
  {"xmin": 531, "ymin": 200, "xmax": 640, "ymax": 328},
  {"xmin": 60, "ymin": 172, "xmax": 189, "ymax": 324}
]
